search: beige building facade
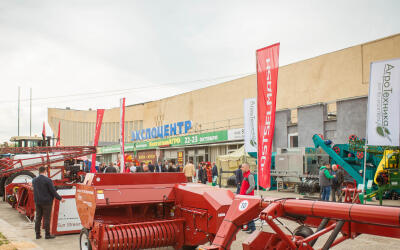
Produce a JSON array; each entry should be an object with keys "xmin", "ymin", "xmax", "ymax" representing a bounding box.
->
[{"xmin": 48, "ymin": 34, "xmax": 400, "ymax": 163}]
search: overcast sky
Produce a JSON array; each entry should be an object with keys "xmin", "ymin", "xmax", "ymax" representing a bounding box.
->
[{"xmin": 0, "ymin": 0, "xmax": 399, "ymax": 142}]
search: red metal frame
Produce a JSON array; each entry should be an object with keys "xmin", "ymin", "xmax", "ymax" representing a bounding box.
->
[
  {"xmin": 0, "ymin": 146, "xmax": 95, "ymax": 177},
  {"xmin": 4, "ymin": 182, "xmax": 36, "ymax": 221},
  {"xmin": 201, "ymin": 196, "xmax": 400, "ymax": 249}
]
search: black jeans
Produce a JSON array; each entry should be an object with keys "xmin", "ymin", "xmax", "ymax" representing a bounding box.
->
[{"xmin": 35, "ymin": 203, "xmax": 52, "ymax": 236}]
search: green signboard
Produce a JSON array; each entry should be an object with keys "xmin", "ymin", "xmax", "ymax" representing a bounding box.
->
[{"xmin": 99, "ymin": 130, "xmax": 228, "ymax": 154}]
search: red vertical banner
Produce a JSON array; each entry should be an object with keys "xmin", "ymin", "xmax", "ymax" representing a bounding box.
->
[
  {"xmin": 257, "ymin": 43, "xmax": 280, "ymax": 189},
  {"xmin": 91, "ymin": 109, "xmax": 105, "ymax": 173},
  {"xmin": 120, "ymin": 98, "xmax": 126, "ymax": 173},
  {"xmin": 42, "ymin": 122, "xmax": 46, "ymax": 139},
  {"xmin": 56, "ymin": 121, "xmax": 61, "ymax": 146}
]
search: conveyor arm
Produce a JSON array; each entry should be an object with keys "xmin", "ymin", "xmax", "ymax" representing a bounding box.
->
[{"xmin": 312, "ymin": 134, "xmax": 363, "ymax": 184}]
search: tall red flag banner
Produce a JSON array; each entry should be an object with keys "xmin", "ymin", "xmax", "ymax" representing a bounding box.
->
[
  {"xmin": 257, "ymin": 43, "xmax": 280, "ymax": 189},
  {"xmin": 120, "ymin": 98, "xmax": 126, "ymax": 173},
  {"xmin": 91, "ymin": 109, "xmax": 105, "ymax": 173},
  {"xmin": 56, "ymin": 121, "xmax": 61, "ymax": 146}
]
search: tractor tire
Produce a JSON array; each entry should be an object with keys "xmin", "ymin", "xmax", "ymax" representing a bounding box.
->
[
  {"xmin": 182, "ymin": 245, "xmax": 198, "ymax": 250},
  {"xmin": 3, "ymin": 171, "xmax": 35, "ymax": 201},
  {"xmin": 79, "ymin": 228, "xmax": 92, "ymax": 250},
  {"xmin": 0, "ymin": 177, "xmax": 6, "ymax": 197},
  {"xmin": 293, "ymin": 225, "xmax": 314, "ymax": 238},
  {"xmin": 4, "ymin": 171, "xmax": 36, "ymax": 186}
]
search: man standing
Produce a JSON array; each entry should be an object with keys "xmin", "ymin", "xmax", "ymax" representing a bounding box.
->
[
  {"xmin": 148, "ymin": 163, "xmax": 155, "ymax": 172},
  {"xmin": 331, "ymin": 164, "xmax": 344, "ymax": 202},
  {"xmin": 212, "ymin": 163, "xmax": 218, "ymax": 186},
  {"xmin": 136, "ymin": 162, "xmax": 145, "ymax": 172},
  {"xmin": 319, "ymin": 163, "xmax": 336, "ymax": 201},
  {"xmin": 183, "ymin": 160, "xmax": 195, "ymax": 182},
  {"xmin": 239, "ymin": 163, "xmax": 256, "ymax": 234},
  {"xmin": 155, "ymin": 162, "xmax": 165, "ymax": 172},
  {"xmin": 32, "ymin": 167, "xmax": 64, "ymax": 239},
  {"xmin": 103, "ymin": 163, "xmax": 117, "ymax": 173},
  {"xmin": 198, "ymin": 163, "xmax": 208, "ymax": 184},
  {"xmin": 235, "ymin": 164, "xmax": 243, "ymax": 194}
]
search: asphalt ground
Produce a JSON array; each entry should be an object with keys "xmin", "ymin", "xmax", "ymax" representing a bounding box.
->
[{"xmin": 0, "ymin": 188, "xmax": 399, "ymax": 250}]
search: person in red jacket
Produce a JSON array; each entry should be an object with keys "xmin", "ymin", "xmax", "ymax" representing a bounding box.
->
[{"xmin": 239, "ymin": 163, "xmax": 256, "ymax": 233}]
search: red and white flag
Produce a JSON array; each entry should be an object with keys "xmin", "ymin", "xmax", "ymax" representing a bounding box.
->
[
  {"xmin": 91, "ymin": 109, "xmax": 105, "ymax": 173},
  {"xmin": 42, "ymin": 122, "xmax": 46, "ymax": 140},
  {"xmin": 120, "ymin": 98, "xmax": 126, "ymax": 173},
  {"xmin": 257, "ymin": 43, "xmax": 280, "ymax": 189}
]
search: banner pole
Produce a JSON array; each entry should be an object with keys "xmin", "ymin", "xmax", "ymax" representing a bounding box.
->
[
  {"xmin": 362, "ymin": 144, "xmax": 367, "ymax": 201},
  {"xmin": 120, "ymin": 98, "xmax": 126, "ymax": 173},
  {"xmin": 256, "ymin": 51, "xmax": 260, "ymax": 196}
]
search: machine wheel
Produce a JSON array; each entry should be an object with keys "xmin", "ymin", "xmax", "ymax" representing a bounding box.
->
[
  {"xmin": 80, "ymin": 228, "xmax": 92, "ymax": 250},
  {"xmin": 182, "ymin": 245, "xmax": 198, "ymax": 250},
  {"xmin": 4, "ymin": 171, "xmax": 36, "ymax": 186},
  {"xmin": 0, "ymin": 177, "xmax": 6, "ymax": 197},
  {"xmin": 3, "ymin": 171, "xmax": 36, "ymax": 201},
  {"xmin": 293, "ymin": 225, "xmax": 314, "ymax": 238}
]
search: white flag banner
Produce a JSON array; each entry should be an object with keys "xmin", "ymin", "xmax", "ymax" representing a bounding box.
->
[
  {"xmin": 244, "ymin": 98, "xmax": 257, "ymax": 153},
  {"xmin": 367, "ymin": 58, "xmax": 400, "ymax": 146}
]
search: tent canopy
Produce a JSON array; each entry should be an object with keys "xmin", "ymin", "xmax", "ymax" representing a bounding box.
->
[{"xmin": 217, "ymin": 146, "xmax": 257, "ymax": 172}]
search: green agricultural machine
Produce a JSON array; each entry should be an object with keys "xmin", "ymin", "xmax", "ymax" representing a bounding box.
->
[{"xmin": 312, "ymin": 134, "xmax": 400, "ymax": 205}]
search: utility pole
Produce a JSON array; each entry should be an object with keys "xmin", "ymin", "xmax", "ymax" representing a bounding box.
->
[
  {"xmin": 30, "ymin": 88, "xmax": 32, "ymax": 136},
  {"xmin": 18, "ymin": 86, "xmax": 20, "ymax": 136}
]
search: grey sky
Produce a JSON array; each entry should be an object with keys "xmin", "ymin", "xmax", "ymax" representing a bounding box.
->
[{"xmin": 0, "ymin": 0, "xmax": 399, "ymax": 142}]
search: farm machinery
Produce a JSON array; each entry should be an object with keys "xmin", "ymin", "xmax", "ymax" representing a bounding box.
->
[
  {"xmin": 0, "ymin": 146, "xmax": 96, "ymax": 234},
  {"xmin": 271, "ymin": 147, "xmax": 329, "ymax": 194},
  {"xmin": 312, "ymin": 134, "xmax": 400, "ymax": 204},
  {"xmin": 76, "ymin": 172, "xmax": 400, "ymax": 250}
]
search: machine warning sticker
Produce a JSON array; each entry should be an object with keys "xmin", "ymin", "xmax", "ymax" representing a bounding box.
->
[
  {"xmin": 218, "ymin": 213, "xmax": 226, "ymax": 217},
  {"xmin": 238, "ymin": 200, "xmax": 249, "ymax": 211},
  {"xmin": 97, "ymin": 194, "xmax": 104, "ymax": 199}
]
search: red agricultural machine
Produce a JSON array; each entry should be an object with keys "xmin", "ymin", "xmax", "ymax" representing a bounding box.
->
[
  {"xmin": 76, "ymin": 172, "xmax": 400, "ymax": 250},
  {"xmin": 0, "ymin": 146, "xmax": 96, "ymax": 234}
]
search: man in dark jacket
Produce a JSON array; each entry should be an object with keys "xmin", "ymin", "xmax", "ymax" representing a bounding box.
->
[
  {"xmin": 331, "ymin": 164, "xmax": 344, "ymax": 202},
  {"xmin": 198, "ymin": 163, "xmax": 208, "ymax": 184},
  {"xmin": 103, "ymin": 164, "xmax": 117, "ymax": 173},
  {"xmin": 155, "ymin": 162, "xmax": 165, "ymax": 172},
  {"xmin": 32, "ymin": 167, "xmax": 64, "ymax": 239},
  {"xmin": 235, "ymin": 164, "xmax": 243, "ymax": 194},
  {"xmin": 148, "ymin": 163, "xmax": 155, "ymax": 172},
  {"xmin": 212, "ymin": 163, "xmax": 218, "ymax": 186}
]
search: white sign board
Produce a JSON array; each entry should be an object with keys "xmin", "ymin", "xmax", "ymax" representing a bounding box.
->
[
  {"xmin": 228, "ymin": 128, "xmax": 244, "ymax": 141},
  {"xmin": 56, "ymin": 189, "xmax": 82, "ymax": 232},
  {"xmin": 244, "ymin": 98, "xmax": 257, "ymax": 153},
  {"xmin": 367, "ymin": 58, "xmax": 400, "ymax": 146}
]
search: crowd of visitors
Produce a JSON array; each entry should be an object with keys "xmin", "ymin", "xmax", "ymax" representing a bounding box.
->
[{"xmin": 82, "ymin": 159, "xmax": 219, "ymax": 184}]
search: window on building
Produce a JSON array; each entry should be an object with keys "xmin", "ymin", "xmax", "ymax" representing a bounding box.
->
[
  {"xmin": 290, "ymin": 109, "xmax": 298, "ymax": 124},
  {"xmin": 327, "ymin": 102, "xmax": 337, "ymax": 120},
  {"xmin": 288, "ymin": 133, "xmax": 298, "ymax": 148},
  {"xmin": 227, "ymin": 144, "xmax": 241, "ymax": 154}
]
